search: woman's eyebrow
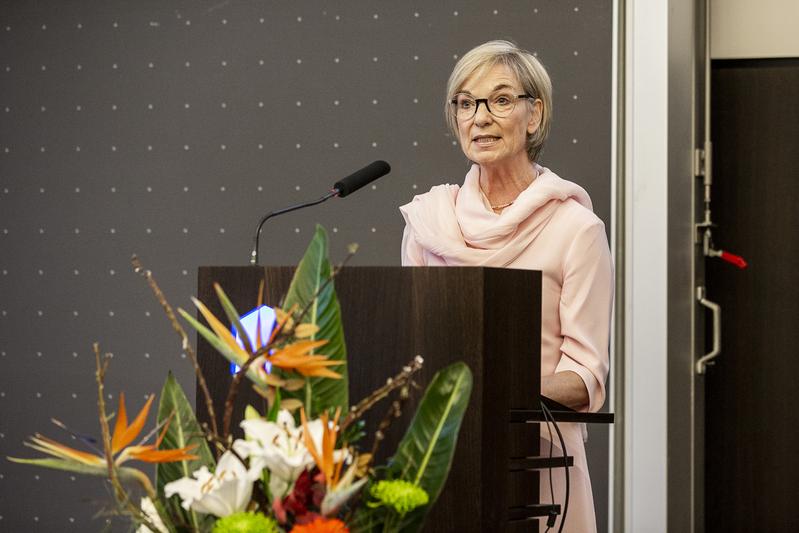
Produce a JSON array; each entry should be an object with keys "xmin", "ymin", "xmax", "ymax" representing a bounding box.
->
[
  {"xmin": 457, "ymin": 83, "xmax": 516, "ymax": 97},
  {"xmin": 491, "ymin": 83, "xmax": 515, "ymax": 92}
]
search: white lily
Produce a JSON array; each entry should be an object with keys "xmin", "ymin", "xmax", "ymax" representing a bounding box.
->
[
  {"xmin": 233, "ymin": 409, "xmax": 349, "ymax": 501},
  {"xmin": 233, "ymin": 410, "xmax": 316, "ymax": 500},
  {"xmin": 164, "ymin": 450, "xmax": 259, "ymax": 518},
  {"xmin": 136, "ymin": 497, "xmax": 167, "ymax": 533}
]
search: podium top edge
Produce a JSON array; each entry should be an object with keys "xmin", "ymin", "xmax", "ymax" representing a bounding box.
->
[{"xmin": 198, "ymin": 265, "xmax": 543, "ymax": 273}]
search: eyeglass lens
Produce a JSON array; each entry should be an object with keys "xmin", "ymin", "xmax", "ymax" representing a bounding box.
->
[{"xmin": 453, "ymin": 94, "xmax": 525, "ymax": 120}]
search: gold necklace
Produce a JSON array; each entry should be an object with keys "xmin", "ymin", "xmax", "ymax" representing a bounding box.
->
[
  {"xmin": 479, "ymin": 181, "xmax": 514, "ymax": 210},
  {"xmin": 480, "ymin": 168, "xmax": 538, "ymax": 211},
  {"xmin": 490, "ymin": 200, "xmax": 514, "ymax": 210}
]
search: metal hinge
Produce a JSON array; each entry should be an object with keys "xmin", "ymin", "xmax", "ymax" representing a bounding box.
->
[{"xmin": 694, "ymin": 147, "xmax": 706, "ymax": 177}]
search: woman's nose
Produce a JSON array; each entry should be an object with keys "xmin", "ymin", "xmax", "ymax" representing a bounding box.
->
[{"xmin": 474, "ymin": 102, "xmax": 493, "ymax": 125}]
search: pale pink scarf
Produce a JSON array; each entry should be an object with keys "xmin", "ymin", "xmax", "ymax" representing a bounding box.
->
[{"xmin": 400, "ymin": 164, "xmax": 593, "ymax": 265}]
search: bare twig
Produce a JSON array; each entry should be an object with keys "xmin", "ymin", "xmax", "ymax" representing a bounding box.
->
[
  {"xmin": 367, "ymin": 385, "xmax": 411, "ymax": 466},
  {"xmin": 94, "ymin": 344, "xmax": 119, "ymax": 495},
  {"xmin": 131, "ymin": 255, "xmax": 219, "ymax": 439},
  {"xmin": 341, "ymin": 356, "xmax": 424, "ymax": 432},
  {"xmin": 93, "ymin": 343, "xmax": 162, "ymax": 533},
  {"xmin": 221, "ymin": 351, "xmax": 264, "ymax": 438}
]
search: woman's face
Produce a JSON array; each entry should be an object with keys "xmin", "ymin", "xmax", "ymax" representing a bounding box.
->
[{"xmin": 455, "ymin": 64, "xmax": 541, "ymax": 168}]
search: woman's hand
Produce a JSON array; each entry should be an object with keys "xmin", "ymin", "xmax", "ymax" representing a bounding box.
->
[{"xmin": 541, "ymin": 371, "xmax": 590, "ymax": 411}]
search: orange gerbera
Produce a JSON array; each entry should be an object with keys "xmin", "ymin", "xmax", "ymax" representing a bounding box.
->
[
  {"xmin": 11, "ymin": 392, "xmax": 198, "ymax": 468},
  {"xmin": 290, "ymin": 517, "xmax": 349, "ymax": 533}
]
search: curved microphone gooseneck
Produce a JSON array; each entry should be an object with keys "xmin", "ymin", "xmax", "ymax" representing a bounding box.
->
[
  {"xmin": 249, "ymin": 190, "xmax": 339, "ymax": 265},
  {"xmin": 249, "ymin": 160, "xmax": 391, "ymax": 265}
]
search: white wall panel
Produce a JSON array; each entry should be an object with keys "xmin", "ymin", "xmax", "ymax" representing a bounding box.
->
[{"xmin": 711, "ymin": 0, "xmax": 799, "ymax": 59}]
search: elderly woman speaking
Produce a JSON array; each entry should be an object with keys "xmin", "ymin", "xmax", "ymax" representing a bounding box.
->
[{"xmin": 400, "ymin": 40, "xmax": 613, "ymax": 532}]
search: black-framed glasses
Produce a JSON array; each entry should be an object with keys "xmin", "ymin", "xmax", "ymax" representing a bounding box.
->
[{"xmin": 450, "ymin": 93, "xmax": 535, "ymax": 121}]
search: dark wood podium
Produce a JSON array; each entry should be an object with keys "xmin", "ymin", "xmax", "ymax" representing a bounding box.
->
[{"xmin": 196, "ymin": 266, "xmax": 611, "ymax": 532}]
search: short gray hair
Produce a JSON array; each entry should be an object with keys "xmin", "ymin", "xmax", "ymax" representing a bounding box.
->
[{"xmin": 444, "ymin": 40, "xmax": 553, "ymax": 162}]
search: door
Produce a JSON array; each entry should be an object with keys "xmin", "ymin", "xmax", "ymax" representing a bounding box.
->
[{"xmin": 704, "ymin": 58, "xmax": 799, "ymax": 532}]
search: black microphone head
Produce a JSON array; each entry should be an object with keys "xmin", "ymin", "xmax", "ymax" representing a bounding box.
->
[{"xmin": 333, "ymin": 160, "xmax": 391, "ymax": 197}]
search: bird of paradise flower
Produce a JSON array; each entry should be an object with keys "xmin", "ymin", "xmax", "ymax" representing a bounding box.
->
[
  {"xmin": 7, "ymin": 392, "xmax": 198, "ymax": 493},
  {"xmin": 178, "ymin": 283, "xmax": 345, "ymax": 387}
]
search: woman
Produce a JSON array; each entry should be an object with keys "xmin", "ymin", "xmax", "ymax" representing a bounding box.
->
[{"xmin": 399, "ymin": 40, "xmax": 613, "ymax": 532}]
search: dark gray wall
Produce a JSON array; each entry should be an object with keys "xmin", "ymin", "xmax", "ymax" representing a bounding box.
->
[{"xmin": 0, "ymin": 1, "xmax": 612, "ymax": 530}]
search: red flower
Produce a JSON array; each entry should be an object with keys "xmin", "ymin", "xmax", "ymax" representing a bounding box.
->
[
  {"xmin": 274, "ymin": 468, "xmax": 328, "ymax": 525},
  {"xmin": 290, "ymin": 517, "xmax": 349, "ymax": 533},
  {"xmin": 285, "ymin": 469, "xmax": 313, "ymax": 517}
]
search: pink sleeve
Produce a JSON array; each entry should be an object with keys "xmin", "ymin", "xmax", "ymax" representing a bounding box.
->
[
  {"xmin": 556, "ymin": 221, "xmax": 614, "ymax": 412},
  {"xmin": 401, "ymin": 225, "xmax": 426, "ymax": 266}
]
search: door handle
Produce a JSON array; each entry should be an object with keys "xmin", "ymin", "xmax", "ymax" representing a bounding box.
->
[{"xmin": 696, "ymin": 286, "xmax": 721, "ymax": 374}]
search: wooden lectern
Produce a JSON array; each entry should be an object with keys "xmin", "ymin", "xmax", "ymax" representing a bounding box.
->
[{"xmin": 197, "ymin": 266, "xmax": 611, "ymax": 532}]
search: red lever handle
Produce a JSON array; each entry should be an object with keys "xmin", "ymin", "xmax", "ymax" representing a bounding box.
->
[{"xmin": 720, "ymin": 250, "xmax": 747, "ymax": 269}]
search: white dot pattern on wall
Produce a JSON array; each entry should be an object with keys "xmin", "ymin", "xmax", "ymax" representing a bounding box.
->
[{"xmin": 0, "ymin": 3, "xmax": 611, "ymax": 530}]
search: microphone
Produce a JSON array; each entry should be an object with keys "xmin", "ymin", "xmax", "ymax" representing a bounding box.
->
[
  {"xmin": 333, "ymin": 160, "xmax": 391, "ymax": 197},
  {"xmin": 249, "ymin": 160, "xmax": 391, "ymax": 264}
]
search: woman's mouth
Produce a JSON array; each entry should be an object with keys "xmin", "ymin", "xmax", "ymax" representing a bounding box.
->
[{"xmin": 474, "ymin": 136, "xmax": 501, "ymax": 145}]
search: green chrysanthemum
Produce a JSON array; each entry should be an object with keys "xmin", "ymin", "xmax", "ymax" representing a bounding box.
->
[
  {"xmin": 369, "ymin": 479, "xmax": 429, "ymax": 515},
  {"xmin": 211, "ymin": 511, "xmax": 279, "ymax": 533}
]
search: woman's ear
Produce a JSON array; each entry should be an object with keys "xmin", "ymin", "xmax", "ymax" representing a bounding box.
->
[{"xmin": 527, "ymin": 99, "xmax": 543, "ymax": 135}]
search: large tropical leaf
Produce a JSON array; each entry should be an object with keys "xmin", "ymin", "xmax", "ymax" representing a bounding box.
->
[
  {"xmin": 282, "ymin": 225, "xmax": 348, "ymax": 417},
  {"xmin": 354, "ymin": 362, "xmax": 473, "ymax": 532},
  {"xmin": 155, "ymin": 372, "xmax": 215, "ymax": 531}
]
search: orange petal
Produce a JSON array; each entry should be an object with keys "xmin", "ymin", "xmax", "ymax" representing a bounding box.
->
[
  {"xmin": 297, "ymin": 367, "xmax": 343, "ymax": 379},
  {"xmin": 301, "ymin": 408, "xmax": 324, "ymax": 470},
  {"xmin": 192, "ymin": 297, "xmax": 247, "ymax": 358},
  {"xmin": 322, "ymin": 414, "xmax": 334, "ymax": 479},
  {"xmin": 297, "ymin": 358, "xmax": 345, "ymax": 366},
  {"xmin": 111, "ymin": 392, "xmax": 129, "ymax": 452},
  {"xmin": 155, "ymin": 414, "xmax": 173, "ymax": 448},
  {"xmin": 268, "ymin": 304, "xmax": 296, "ymax": 345},
  {"xmin": 257, "ymin": 279, "xmax": 265, "ymax": 308},
  {"xmin": 255, "ymin": 310, "xmax": 263, "ymax": 350},
  {"xmin": 332, "ymin": 453, "xmax": 344, "ymax": 487},
  {"xmin": 114, "ymin": 395, "xmax": 154, "ymax": 452},
  {"xmin": 290, "ymin": 339, "xmax": 329, "ymax": 354},
  {"xmin": 29, "ymin": 435, "xmax": 104, "ymax": 466},
  {"xmin": 130, "ymin": 445, "xmax": 199, "ymax": 463},
  {"xmin": 268, "ymin": 353, "xmax": 341, "ymax": 368}
]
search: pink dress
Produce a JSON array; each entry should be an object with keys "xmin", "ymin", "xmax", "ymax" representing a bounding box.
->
[{"xmin": 399, "ymin": 164, "xmax": 613, "ymax": 533}]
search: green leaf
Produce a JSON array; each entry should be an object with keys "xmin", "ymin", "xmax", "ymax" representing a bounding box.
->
[
  {"xmin": 282, "ymin": 225, "xmax": 349, "ymax": 417},
  {"xmin": 267, "ymin": 387, "xmax": 281, "ymax": 422},
  {"xmin": 5, "ymin": 458, "xmax": 157, "ymax": 489},
  {"xmin": 155, "ymin": 372, "xmax": 215, "ymax": 531},
  {"xmin": 381, "ymin": 362, "xmax": 473, "ymax": 532},
  {"xmin": 214, "ymin": 283, "xmax": 254, "ymax": 355},
  {"xmin": 6, "ymin": 457, "xmax": 107, "ymax": 476}
]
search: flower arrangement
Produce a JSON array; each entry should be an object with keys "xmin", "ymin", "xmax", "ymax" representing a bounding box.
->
[{"xmin": 8, "ymin": 226, "xmax": 473, "ymax": 532}]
